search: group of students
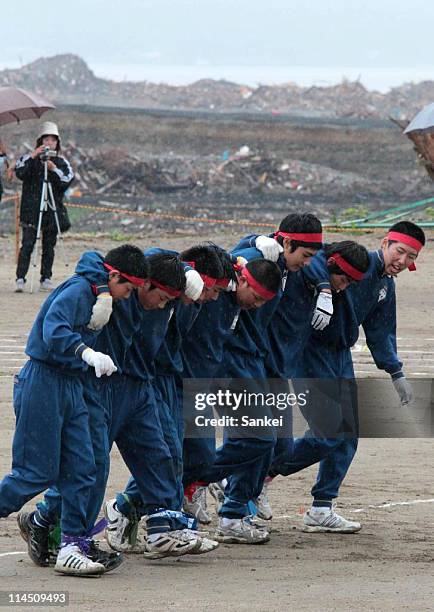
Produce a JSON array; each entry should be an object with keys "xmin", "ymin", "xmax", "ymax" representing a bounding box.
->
[{"xmin": 0, "ymin": 212, "xmax": 425, "ymax": 577}]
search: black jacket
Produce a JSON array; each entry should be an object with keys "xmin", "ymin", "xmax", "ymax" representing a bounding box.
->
[{"xmin": 15, "ymin": 153, "xmax": 74, "ymax": 229}]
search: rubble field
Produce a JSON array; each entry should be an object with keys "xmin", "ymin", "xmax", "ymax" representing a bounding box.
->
[{"xmin": 1, "ymin": 104, "xmax": 432, "ymax": 234}]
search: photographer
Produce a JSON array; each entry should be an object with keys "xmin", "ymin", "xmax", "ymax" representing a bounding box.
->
[{"xmin": 15, "ymin": 121, "xmax": 74, "ymax": 292}]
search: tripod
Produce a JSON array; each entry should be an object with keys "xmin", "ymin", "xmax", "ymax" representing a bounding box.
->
[{"xmin": 30, "ymin": 159, "xmax": 67, "ymax": 293}]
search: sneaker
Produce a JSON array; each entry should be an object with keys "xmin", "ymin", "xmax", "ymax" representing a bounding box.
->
[
  {"xmin": 87, "ymin": 539, "xmax": 124, "ymax": 572},
  {"xmin": 143, "ymin": 529, "xmax": 201, "ymax": 559},
  {"xmin": 208, "ymin": 481, "xmax": 225, "ymax": 512},
  {"xmin": 179, "ymin": 529, "xmax": 219, "ymax": 555},
  {"xmin": 302, "ymin": 508, "xmax": 362, "ymax": 533},
  {"xmin": 104, "ymin": 499, "xmax": 145, "ymax": 553},
  {"xmin": 214, "ymin": 516, "xmax": 270, "ymax": 544},
  {"xmin": 15, "ymin": 278, "xmax": 25, "ymax": 293},
  {"xmin": 54, "ymin": 544, "xmax": 105, "ymax": 577},
  {"xmin": 253, "ymin": 479, "xmax": 273, "ymax": 520},
  {"xmin": 40, "ymin": 279, "xmax": 54, "ymax": 292},
  {"xmin": 183, "ymin": 484, "xmax": 212, "ymax": 524},
  {"xmin": 17, "ymin": 512, "xmax": 50, "ymax": 567}
]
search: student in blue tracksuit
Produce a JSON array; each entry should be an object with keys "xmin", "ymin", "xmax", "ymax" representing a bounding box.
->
[
  {"xmin": 2, "ymin": 244, "xmax": 148, "ymax": 577},
  {"xmin": 152, "ymin": 244, "xmax": 235, "ymax": 512},
  {"xmin": 215, "ymin": 240, "xmax": 367, "ymax": 534},
  {"xmin": 256, "ymin": 241, "xmax": 368, "ymax": 526},
  {"xmin": 183, "ymin": 214, "xmax": 324, "ymax": 536},
  {"xmin": 181, "ymin": 258, "xmax": 282, "ymax": 543},
  {"xmin": 287, "ymin": 220, "xmax": 426, "ymax": 534},
  {"xmin": 23, "ymin": 250, "xmax": 210, "ymax": 564},
  {"xmin": 103, "ymin": 251, "xmax": 222, "ymax": 558}
]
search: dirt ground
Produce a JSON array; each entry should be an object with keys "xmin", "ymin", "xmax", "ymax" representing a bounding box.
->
[{"xmin": 0, "ymin": 230, "xmax": 433, "ymax": 612}]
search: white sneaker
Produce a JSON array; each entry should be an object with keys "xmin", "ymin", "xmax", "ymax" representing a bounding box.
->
[
  {"xmin": 254, "ymin": 479, "xmax": 273, "ymax": 520},
  {"xmin": 104, "ymin": 499, "xmax": 145, "ymax": 553},
  {"xmin": 183, "ymin": 485, "xmax": 212, "ymax": 524},
  {"xmin": 40, "ymin": 278, "xmax": 54, "ymax": 292},
  {"xmin": 143, "ymin": 529, "xmax": 201, "ymax": 559},
  {"xmin": 183, "ymin": 530, "xmax": 219, "ymax": 555},
  {"xmin": 15, "ymin": 278, "xmax": 25, "ymax": 293},
  {"xmin": 214, "ymin": 516, "xmax": 270, "ymax": 544},
  {"xmin": 54, "ymin": 544, "xmax": 105, "ymax": 576},
  {"xmin": 302, "ymin": 508, "xmax": 362, "ymax": 533}
]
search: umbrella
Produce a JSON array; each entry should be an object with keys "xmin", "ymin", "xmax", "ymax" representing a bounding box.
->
[
  {"xmin": 0, "ymin": 87, "xmax": 55, "ymax": 127},
  {"xmin": 404, "ymin": 103, "xmax": 434, "ymax": 134}
]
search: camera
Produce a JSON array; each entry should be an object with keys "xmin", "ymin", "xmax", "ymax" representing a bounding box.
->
[{"xmin": 39, "ymin": 146, "xmax": 57, "ymax": 162}]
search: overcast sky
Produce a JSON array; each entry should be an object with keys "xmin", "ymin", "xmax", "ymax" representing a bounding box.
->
[{"xmin": 2, "ymin": 0, "xmax": 434, "ymax": 88}]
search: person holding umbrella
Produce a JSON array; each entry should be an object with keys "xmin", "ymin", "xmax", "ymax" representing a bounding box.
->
[{"xmin": 15, "ymin": 121, "xmax": 74, "ymax": 292}]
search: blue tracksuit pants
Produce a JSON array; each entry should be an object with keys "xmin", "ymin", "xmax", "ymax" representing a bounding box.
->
[
  {"xmin": 271, "ymin": 344, "xmax": 358, "ymax": 502},
  {"xmin": 0, "ymin": 360, "xmax": 95, "ymax": 536}
]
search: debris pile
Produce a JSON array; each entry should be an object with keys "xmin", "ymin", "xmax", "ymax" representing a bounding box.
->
[{"xmin": 3, "ymin": 54, "xmax": 434, "ymax": 119}]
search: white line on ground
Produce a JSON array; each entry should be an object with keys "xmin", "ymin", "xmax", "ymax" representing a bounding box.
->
[
  {"xmin": 348, "ymin": 498, "xmax": 434, "ymax": 513},
  {"xmin": 273, "ymin": 498, "xmax": 434, "ymax": 521},
  {"xmin": 0, "ymin": 551, "xmax": 26, "ymax": 558}
]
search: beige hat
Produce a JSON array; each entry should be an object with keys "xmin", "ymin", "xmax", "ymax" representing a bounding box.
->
[{"xmin": 38, "ymin": 121, "xmax": 60, "ymax": 140}]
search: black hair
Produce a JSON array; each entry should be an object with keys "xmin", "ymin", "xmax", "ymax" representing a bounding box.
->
[
  {"xmin": 277, "ymin": 213, "xmax": 322, "ymax": 251},
  {"xmin": 146, "ymin": 253, "xmax": 186, "ymax": 292},
  {"xmin": 388, "ymin": 221, "xmax": 426, "ymax": 247},
  {"xmin": 203, "ymin": 243, "xmax": 239, "ymax": 285},
  {"xmin": 36, "ymin": 135, "xmax": 61, "ymax": 153},
  {"xmin": 180, "ymin": 244, "xmax": 223, "ymax": 278},
  {"xmin": 324, "ymin": 241, "xmax": 369, "ymax": 277},
  {"xmin": 244, "ymin": 259, "xmax": 281, "ymax": 294},
  {"xmin": 104, "ymin": 244, "xmax": 149, "ymax": 283}
]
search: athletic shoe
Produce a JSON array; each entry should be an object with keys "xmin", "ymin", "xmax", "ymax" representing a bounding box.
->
[
  {"xmin": 181, "ymin": 530, "xmax": 219, "ymax": 555},
  {"xmin": 87, "ymin": 540, "xmax": 124, "ymax": 572},
  {"xmin": 17, "ymin": 512, "xmax": 50, "ymax": 567},
  {"xmin": 208, "ymin": 481, "xmax": 225, "ymax": 512},
  {"xmin": 302, "ymin": 508, "xmax": 362, "ymax": 533},
  {"xmin": 54, "ymin": 544, "xmax": 105, "ymax": 577},
  {"xmin": 183, "ymin": 484, "xmax": 211, "ymax": 524},
  {"xmin": 104, "ymin": 499, "xmax": 145, "ymax": 553},
  {"xmin": 143, "ymin": 529, "xmax": 201, "ymax": 559},
  {"xmin": 40, "ymin": 279, "xmax": 54, "ymax": 292},
  {"xmin": 214, "ymin": 516, "xmax": 270, "ymax": 544},
  {"xmin": 15, "ymin": 278, "xmax": 25, "ymax": 293},
  {"xmin": 253, "ymin": 478, "xmax": 273, "ymax": 520}
]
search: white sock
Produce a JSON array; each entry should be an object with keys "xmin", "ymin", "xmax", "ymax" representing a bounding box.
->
[
  {"xmin": 310, "ymin": 506, "xmax": 332, "ymax": 515},
  {"xmin": 221, "ymin": 517, "xmax": 239, "ymax": 527}
]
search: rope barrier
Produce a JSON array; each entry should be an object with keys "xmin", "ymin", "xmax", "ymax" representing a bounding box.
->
[{"xmin": 64, "ymin": 201, "xmax": 377, "ymax": 233}]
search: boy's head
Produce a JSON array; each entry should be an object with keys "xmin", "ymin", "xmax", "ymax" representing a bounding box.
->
[
  {"xmin": 180, "ymin": 244, "xmax": 224, "ymax": 304},
  {"xmin": 324, "ymin": 241, "xmax": 370, "ymax": 292},
  {"xmin": 36, "ymin": 121, "xmax": 61, "ymax": 153},
  {"xmin": 275, "ymin": 213, "xmax": 323, "ymax": 272},
  {"xmin": 381, "ymin": 221, "xmax": 425, "ymax": 276},
  {"xmin": 103, "ymin": 244, "xmax": 149, "ymax": 301},
  {"xmin": 235, "ymin": 259, "xmax": 281, "ymax": 309},
  {"xmin": 137, "ymin": 253, "xmax": 186, "ymax": 309}
]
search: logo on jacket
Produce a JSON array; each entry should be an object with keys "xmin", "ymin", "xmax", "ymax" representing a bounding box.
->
[{"xmin": 378, "ymin": 286, "xmax": 387, "ymax": 302}]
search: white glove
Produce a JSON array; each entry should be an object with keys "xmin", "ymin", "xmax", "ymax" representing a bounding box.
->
[
  {"xmin": 87, "ymin": 293, "xmax": 113, "ymax": 330},
  {"xmin": 184, "ymin": 269, "xmax": 204, "ymax": 301},
  {"xmin": 255, "ymin": 236, "xmax": 283, "ymax": 261},
  {"xmin": 81, "ymin": 347, "xmax": 117, "ymax": 378},
  {"xmin": 311, "ymin": 291, "xmax": 333, "ymax": 330},
  {"xmin": 392, "ymin": 376, "xmax": 413, "ymax": 406}
]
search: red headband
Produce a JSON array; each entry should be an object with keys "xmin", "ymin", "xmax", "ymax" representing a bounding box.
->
[
  {"xmin": 241, "ymin": 266, "xmax": 277, "ymax": 300},
  {"xmin": 329, "ymin": 253, "xmax": 364, "ymax": 281},
  {"xmin": 150, "ymin": 279, "xmax": 181, "ymax": 298},
  {"xmin": 183, "ymin": 261, "xmax": 217, "ymax": 288},
  {"xmin": 103, "ymin": 263, "xmax": 146, "ymax": 287},
  {"xmin": 215, "ymin": 277, "xmax": 230, "ymax": 288},
  {"xmin": 274, "ymin": 231, "xmax": 323, "ymax": 243},
  {"xmin": 387, "ymin": 231, "xmax": 423, "ymax": 272}
]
